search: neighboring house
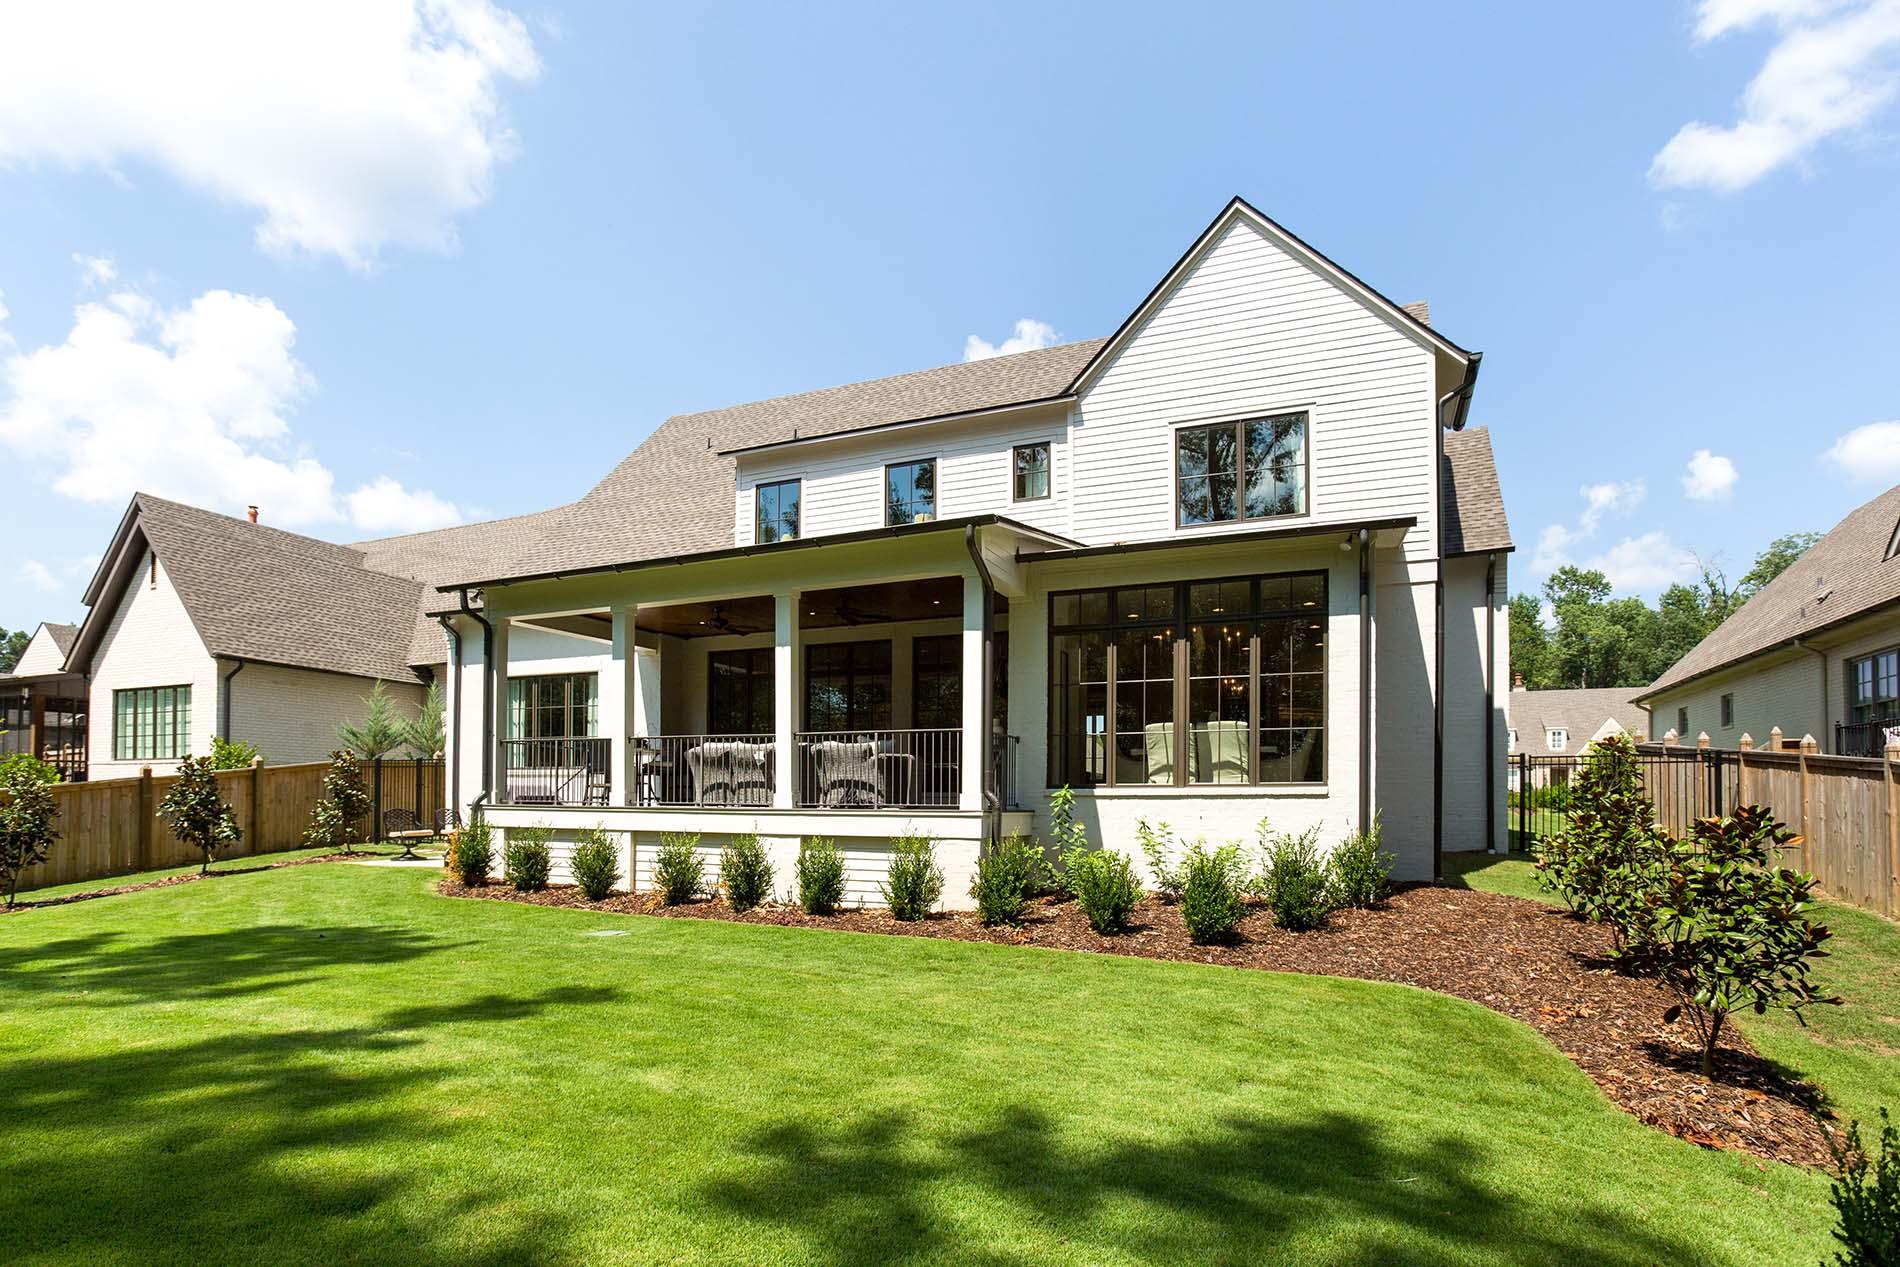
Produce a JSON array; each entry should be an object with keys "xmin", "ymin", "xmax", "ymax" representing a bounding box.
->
[
  {"xmin": 1636, "ymin": 484, "xmax": 1900, "ymax": 756},
  {"xmin": 422, "ymin": 197, "xmax": 1515, "ymax": 905},
  {"xmin": 0, "ymin": 622, "xmax": 88, "ymax": 779},
  {"xmin": 1506, "ymin": 684, "xmax": 1646, "ymax": 756}
]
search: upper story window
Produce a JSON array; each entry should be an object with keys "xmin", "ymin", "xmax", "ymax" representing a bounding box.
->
[
  {"xmin": 1012, "ymin": 442, "xmax": 1051, "ymax": 501},
  {"xmin": 755, "ymin": 479, "xmax": 801, "ymax": 544},
  {"xmin": 114, "ymin": 685, "xmax": 191, "ymax": 761},
  {"xmin": 1849, "ymin": 649, "xmax": 1899, "ymax": 724},
  {"xmin": 1175, "ymin": 412, "xmax": 1308, "ymax": 528},
  {"xmin": 1545, "ymin": 728, "xmax": 1567, "ymax": 751},
  {"xmin": 886, "ymin": 459, "xmax": 937, "ymax": 525}
]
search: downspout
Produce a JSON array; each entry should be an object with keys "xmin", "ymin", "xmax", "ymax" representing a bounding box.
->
[
  {"xmin": 964, "ymin": 524, "xmax": 999, "ymax": 848},
  {"xmin": 1431, "ymin": 353, "xmax": 1479, "ymax": 884},
  {"xmin": 435, "ymin": 615, "xmax": 463, "ymax": 818},
  {"xmin": 1793, "ymin": 637, "xmax": 1827, "ymax": 749},
  {"xmin": 219, "ymin": 659, "xmax": 245, "ymax": 741},
  {"xmin": 1484, "ymin": 553, "xmax": 1497, "ymax": 854},
  {"xmin": 1357, "ymin": 527, "xmax": 1372, "ymax": 838},
  {"xmin": 458, "ymin": 588, "xmax": 494, "ymax": 821}
]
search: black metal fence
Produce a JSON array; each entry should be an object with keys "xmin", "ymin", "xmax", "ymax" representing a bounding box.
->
[
  {"xmin": 1836, "ymin": 719, "xmax": 1897, "ymax": 759},
  {"xmin": 366, "ymin": 757, "xmax": 449, "ymax": 841},
  {"xmin": 1509, "ymin": 746, "xmax": 1740, "ymax": 852},
  {"xmin": 498, "ymin": 738, "xmax": 611, "ymax": 806}
]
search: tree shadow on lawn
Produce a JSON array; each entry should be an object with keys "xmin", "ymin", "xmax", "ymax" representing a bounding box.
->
[
  {"xmin": 0, "ymin": 923, "xmax": 458, "ymax": 1006},
  {"xmin": 0, "ymin": 984, "xmax": 618, "ymax": 1266},
  {"xmin": 705, "ymin": 1104, "xmax": 1711, "ymax": 1267}
]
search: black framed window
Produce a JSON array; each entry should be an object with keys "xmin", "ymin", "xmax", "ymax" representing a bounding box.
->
[
  {"xmin": 708, "ymin": 648, "xmax": 774, "ymax": 733},
  {"xmin": 1012, "ymin": 442, "xmax": 1051, "ymax": 501},
  {"xmin": 912, "ymin": 634, "xmax": 961, "ymax": 729},
  {"xmin": 885, "ymin": 459, "xmax": 937, "ymax": 525},
  {"xmin": 507, "ymin": 673, "xmax": 597, "ymax": 740},
  {"xmin": 1676, "ymin": 707, "xmax": 1688, "ymax": 736},
  {"xmin": 1048, "ymin": 571, "xmax": 1325, "ymax": 787},
  {"xmin": 806, "ymin": 640, "xmax": 893, "ymax": 731},
  {"xmin": 1720, "ymin": 693, "xmax": 1734, "ymax": 728},
  {"xmin": 755, "ymin": 480, "xmax": 801, "ymax": 544},
  {"xmin": 1849, "ymin": 649, "xmax": 1899, "ymax": 725},
  {"xmin": 1175, "ymin": 413, "xmax": 1307, "ymax": 527},
  {"xmin": 114, "ymin": 685, "xmax": 191, "ymax": 760}
]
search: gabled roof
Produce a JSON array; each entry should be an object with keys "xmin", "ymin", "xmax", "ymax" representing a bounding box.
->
[
  {"xmin": 43, "ymin": 622, "xmax": 77, "ymax": 657},
  {"xmin": 1638, "ymin": 483, "xmax": 1900, "ymax": 701},
  {"xmin": 1442, "ymin": 428, "xmax": 1512, "ymax": 557},
  {"xmin": 1509, "ymin": 687, "xmax": 1647, "ymax": 752}
]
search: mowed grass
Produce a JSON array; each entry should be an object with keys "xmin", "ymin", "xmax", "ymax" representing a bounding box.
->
[{"xmin": 0, "ymin": 863, "xmax": 1836, "ymax": 1267}]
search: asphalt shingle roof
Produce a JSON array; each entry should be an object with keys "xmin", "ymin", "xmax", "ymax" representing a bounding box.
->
[
  {"xmin": 1508, "ymin": 687, "xmax": 1648, "ymax": 753},
  {"xmin": 1641, "ymin": 484, "xmax": 1900, "ymax": 699},
  {"xmin": 1442, "ymin": 427, "xmax": 1511, "ymax": 556},
  {"xmin": 44, "ymin": 623, "xmax": 78, "ymax": 656}
]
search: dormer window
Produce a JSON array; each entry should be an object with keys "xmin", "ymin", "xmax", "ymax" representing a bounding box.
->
[
  {"xmin": 1176, "ymin": 413, "xmax": 1307, "ymax": 527},
  {"xmin": 1546, "ymin": 728, "xmax": 1567, "ymax": 751}
]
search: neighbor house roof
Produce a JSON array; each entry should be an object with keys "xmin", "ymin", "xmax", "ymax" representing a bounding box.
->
[
  {"xmin": 1638, "ymin": 484, "xmax": 1900, "ymax": 701},
  {"xmin": 43, "ymin": 623, "xmax": 78, "ymax": 657},
  {"xmin": 1441, "ymin": 427, "xmax": 1511, "ymax": 556},
  {"xmin": 1509, "ymin": 687, "xmax": 1647, "ymax": 752}
]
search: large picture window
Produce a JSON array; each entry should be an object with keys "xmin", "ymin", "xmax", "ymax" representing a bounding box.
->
[
  {"xmin": 114, "ymin": 685, "xmax": 191, "ymax": 761},
  {"xmin": 1175, "ymin": 413, "xmax": 1308, "ymax": 527},
  {"xmin": 1849, "ymin": 649, "xmax": 1899, "ymax": 725},
  {"xmin": 807, "ymin": 640, "xmax": 893, "ymax": 731},
  {"xmin": 1048, "ymin": 572, "xmax": 1325, "ymax": 787},
  {"xmin": 754, "ymin": 479, "xmax": 800, "ymax": 544},
  {"xmin": 885, "ymin": 459, "xmax": 937, "ymax": 525},
  {"xmin": 708, "ymin": 648, "xmax": 774, "ymax": 734},
  {"xmin": 507, "ymin": 673, "xmax": 597, "ymax": 740}
]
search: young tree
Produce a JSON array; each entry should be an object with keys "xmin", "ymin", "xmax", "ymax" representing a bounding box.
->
[
  {"xmin": 157, "ymin": 754, "xmax": 241, "ymax": 875},
  {"xmin": 1507, "ymin": 593, "xmax": 1550, "ymax": 688},
  {"xmin": 399, "ymin": 682, "xmax": 446, "ymax": 757},
  {"xmin": 0, "ymin": 754, "xmax": 60, "ymax": 907},
  {"xmin": 338, "ymin": 681, "xmax": 405, "ymax": 758},
  {"xmin": 1534, "ymin": 732, "xmax": 1665, "ymax": 948},
  {"xmin": 305, "ymin": 750, "xmax": 372, "ymax": 855},
  {"xmin": 208, "ymin": 736, "xmax": 260, "ymax": 770}
]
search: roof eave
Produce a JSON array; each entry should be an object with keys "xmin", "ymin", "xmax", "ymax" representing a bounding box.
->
[
  {"xmin": 1633, "ymin": 593, "xmax": 1900, "ymax": 704},
  {"xmin": 717, "ymin": 393, "xmax": 1078, "ymax": 459}
]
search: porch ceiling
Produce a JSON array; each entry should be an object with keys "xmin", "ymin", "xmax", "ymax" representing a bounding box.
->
[{"xmin": 637, "ymin": 576, "xmax": 1000, "ymax": 638}]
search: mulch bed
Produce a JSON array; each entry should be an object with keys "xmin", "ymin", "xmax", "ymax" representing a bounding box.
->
[
  {"xmin": 444, "ymin": 874, "xmax": 1834, "ymax": 1166},
  {"xmin": 4, "ymin": 852, "xmax": 369, "ymax": 912}
]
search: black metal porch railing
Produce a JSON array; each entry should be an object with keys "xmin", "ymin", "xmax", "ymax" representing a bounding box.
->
[
  {"xmin": 795, "ymin": 728, "xmax": 961, "ymax": 809},
  {"xmin": 499, "ymin": 737, "xmax": 611, "ymax": 806},
  {"xmin": 1836, "ymin": 718, "xmax": 1898, "ymax": 759},
  {"xmin": 628, "ymin": 734, "xmax": 775, "ymax": 806}
]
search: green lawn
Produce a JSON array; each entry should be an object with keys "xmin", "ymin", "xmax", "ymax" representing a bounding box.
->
[
  {"xmin": 0, "ymin": 863, "xmax": 1839, "ymax": 1266},
  {"xmin": 12, "ymin": 844, "xmax": 399, "ymax": 904}
]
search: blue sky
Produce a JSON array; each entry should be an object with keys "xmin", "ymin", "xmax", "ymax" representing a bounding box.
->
[{"xmin": 2, "ymin": 0, "xmax": 1897, "ymax": 633}]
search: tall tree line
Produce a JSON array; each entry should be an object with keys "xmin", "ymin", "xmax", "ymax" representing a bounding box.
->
[{"xmin": 1510, "ymin": 532, "xmax": 1820, "ymax": 690}]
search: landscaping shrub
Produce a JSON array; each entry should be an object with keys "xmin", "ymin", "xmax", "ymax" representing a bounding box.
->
[
  {"xmin": 1534, "ymin": 734, "xmax": 1664, "ymax": 938},
  {"xmin": 304, "ymin": 750, "xmax": 371, "ymax": 855},
  {"xmin": 1328, "ymin": 821, "xmax": 1394, "ymax": 909},
  {"xmin": 653, "ymin": 832, "xmax": 704, "ymax": 905},
  {"xmin": 721, "ymin": 833, "xmax": 774, "ymax": 912},
  {"xmin": 208, "ymin": 736, "xmax": 259, "ymax": 770},
  {"xmin": 503, "ymin": 826, "xmax": 553, "ymax": 892},
  {"xmin": 881, "ymin": 832, "xmax": 944, "ymax": 921},
  {"xmin": 1179, "ymin": 841, "xmax": 1247, "ymax": 944},
  {"xmin": 797, "ymin": 836, "xmax": 847, "ymax": 915},
  {"xmin": 1136, "ymin": 818, "xmax": 1184, "ymax": 901},
  {"xmin": 569, "ymin": 826, "xmax": 620, "ymax": 901},
  {"xmin": 1261, "ymin": 825, "xmax": 1332, "ymax": 932},
  {"xmin": 971, "ymin": 833, "xmax": 1045, "ymax": 926},
  {"xmin": 1048, "ymin": 785, "xmax": 1091, "ymax": 895},
  {"xmin": 1647, "ymin": 805, "xmax": 1835, "ymax": 1078},
  {"xmin": 453, "ymin": 821, "xmax": 493, "ymax": 886},
  {"xmin": 0, "ymin": 755, "xmax": 60, "ymax": 908},
  {"xmin": 1069, "ymin": 849, "xmax": 1141, "ymax": 935},
  {"xmin": 0, "ymin": 752, "xmax": 60, "ymax": 786},
  {"xmin": 1826, "ymin": 1108, "xmax": 1900, "ymax": 1267},
  {"xmin": 157, "ymin": 754, "xmax": 241, "ymax": 875}
]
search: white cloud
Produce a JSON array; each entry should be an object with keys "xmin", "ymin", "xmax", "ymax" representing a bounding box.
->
[
  {"xmin": 0, "ymin": 2, "xmax": 541, "ymax": 269},
  {"xmin": 72, "ymin": 254, "xmax": 116, "ymax": 289},
  {"xmin": 1650, "ymin": 0, "xmax": 1900, "ymax": 193},
  {"xmin": 1823, "ymin": 420, "xmax": 1900, "ymax": 482},
  {"xmin": 1533, "ymin": 479, "xmax": 1695, "ymax": 590},
  {"xmin": 964, "ymin": 318, "xmax": 1060, "ymax": 362},
  {"xmin": 0, "ymin": 282, "xmax": 463, "ymax": 536},
  {"xmin": 1682, "ymin": 448, "xmax": 1739, "ymax": 500},
  {"xmin": 1580, "ymin": 531, "xmax": 1702, "ymax": 591},
  {"xmin": 17, "ymin": 560, "xmax": 59, "ymax": 593}
]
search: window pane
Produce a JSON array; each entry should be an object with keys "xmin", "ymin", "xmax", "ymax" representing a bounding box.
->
[
  {"xmin": 1243, "ymin": 414, "xmax": 1306, "ymax": 518},
  {"xmin": 1049, "ymin": 632, "xmax": 1108, "ymax": 786},
  {"xmin": 1013, "ymin": 443, "xmax": 1050, "ymax": 499},
  {"xmin": 1053, "ymin": 590, "xmax": 1109, "ymax": 628},
  {"xmin": 1189, "ymin": 579, "xmax": 1250, "ymax": 618},
  {"xmin": 1187, "ymin": 622, "xmax": 1250, "ymax": 784},
  {"xmin": 1117, "ymin": 585, "xmax": 1174, "ymax": 623}
]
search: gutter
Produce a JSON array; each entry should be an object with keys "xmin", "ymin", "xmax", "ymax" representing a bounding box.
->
[
  {"xmin": 458, "ymin": 588, "xmax": 494, "ymax": 821},
  {"xmin": 435, "ymin": 615, "xmax": 463, "ymax": 817},
  {"xmin": 1484, "ymin": 553, "xmax": 1498, "ymax": 854},
  {"xmin": 219, "ymin": 659, "xmax": 245, "ymax": 741},
  {"xmin": 1794, "ymin": 638, "xmax": 1828, "ymax": 749},
  {"xmin": 1429, "ymin": 355, "xmax": 1480, "ymax": 883},
  {"xmin": 964, "ymin": 524, "xmax": 1000, "ymax": 848}
]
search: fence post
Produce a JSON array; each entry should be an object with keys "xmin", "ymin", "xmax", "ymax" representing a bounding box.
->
[
  {"xmin": 136, "ymin": 766, "xmax": 153, "ymax": 870},
  {"xmin": 1738, "ymin": 733, "xmax": 1753, "ymax": 807},
  {"xmin": 372, "ymin": 757, "xmax": 384, "ymax": 843},
  {"xmin": 1696, "ymin": 732, "xmax": 1712, "ymax": 819},
  {"xmin": 250, "ymin": 756, "xmax": 263, "ymax": 854},
  {"xmin": 1799, "ymin": 734, "xmax": 1818, "ymax": 874},
  {"xmin": 1886, "ymin": 739, "xmax": 1900, "ymax": 917},
  {"xmin": 1769, "ymin": 725, "xmax": 1783, "ymax": 753}
]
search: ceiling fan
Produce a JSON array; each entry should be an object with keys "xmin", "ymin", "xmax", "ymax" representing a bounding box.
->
[
  {"xmin": 831, "ymin": 600, "xmax": 891, "ymax": 627},
  {"xmin": 700, "ymin": 605, "xmax": 763, "ymax": 636}
]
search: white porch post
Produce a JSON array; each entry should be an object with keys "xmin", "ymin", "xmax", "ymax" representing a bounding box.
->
[
  {"xmin": 488, "ymin": 616, "xmax": 511, "ymax": 805},
  {"xmin": 606, "ymin": 606, "xmax": 636, "ymax": 806},
  {"xmin": 960, "ymin": 572, "xmax": 985, "ymax": 813},
  {"xmin": 773, "ymin": 590, "xmax": 801, "ymax": 808}
]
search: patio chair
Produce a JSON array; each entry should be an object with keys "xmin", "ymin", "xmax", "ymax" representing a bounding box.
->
[
  {"xmin": 811, "ymin": 740, "xmax": 881, "ymax": 807},
  {"xmin": 1142, "ymin": 722, "xmax": 1176, "ymax": 783},
  {"xmin": 1192, "ymin": 720, "xmax": 1248, "ymax": 784},
  {"xmin": 686, "ymin": 742, "xmax": 774, "ymax": 806}
]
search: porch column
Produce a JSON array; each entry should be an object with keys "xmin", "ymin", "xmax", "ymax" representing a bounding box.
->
[
  {"xmin": 773, "ymin": 591, "xmax": 801, "ymax": 808},
  {"xmin": 607, "ymin": 606, "xmax": 636, "ymax": 806},
  {"xmin": 488, "ymin": 616, "xmax": 510, "ymax": 806},
  {"xmin": 960, "ymin": 572, "xmax": 985, "ymax": 812}
]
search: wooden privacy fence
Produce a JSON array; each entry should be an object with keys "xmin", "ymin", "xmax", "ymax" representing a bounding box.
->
[{"xmin": 10, "ymin": 758, "xmax": 445, "ymax": 895}]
